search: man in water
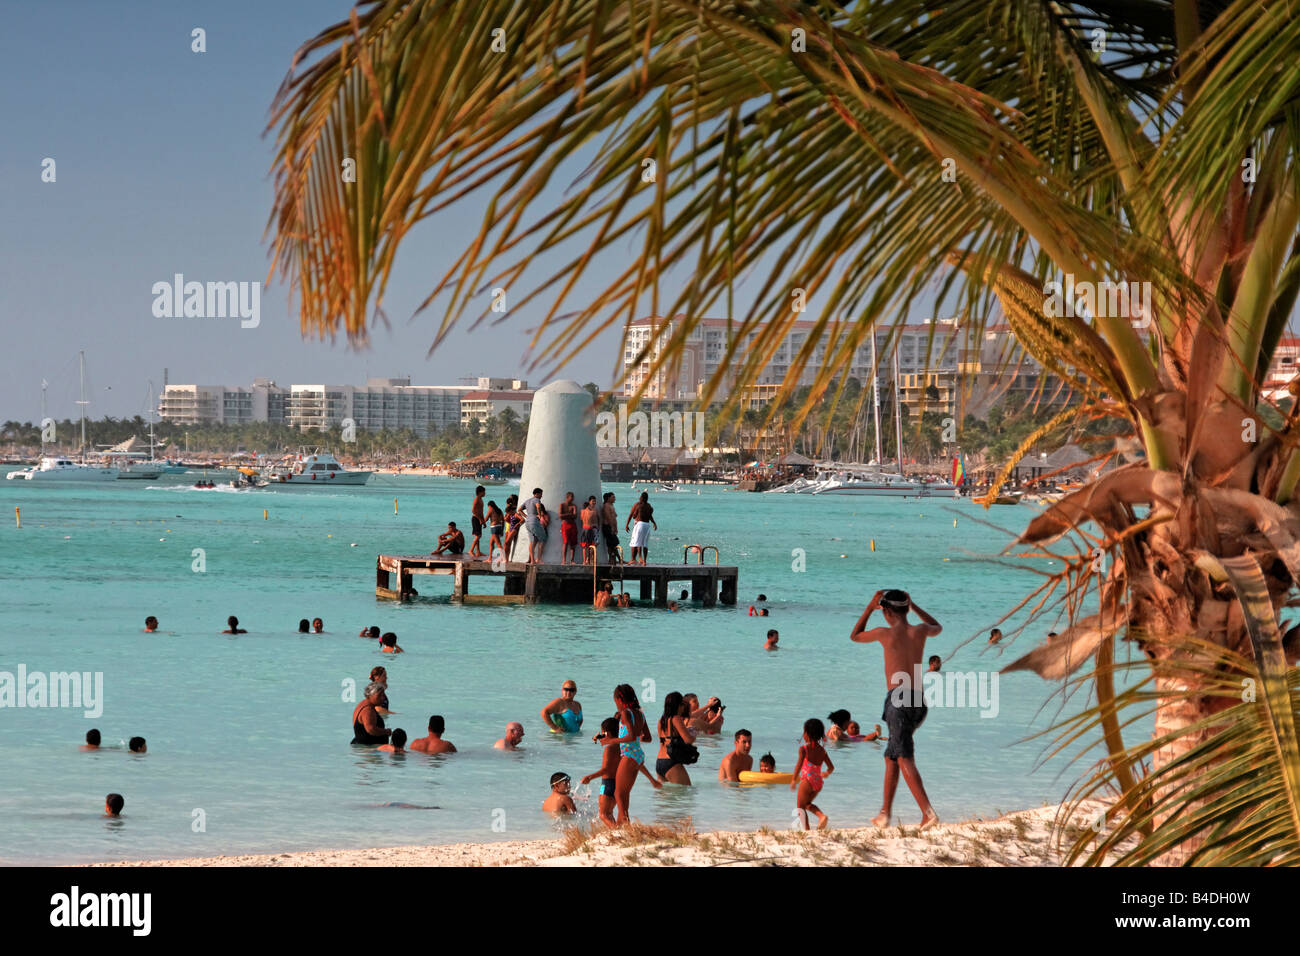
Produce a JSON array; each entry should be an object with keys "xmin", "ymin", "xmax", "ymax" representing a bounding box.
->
[
  {"xmin": 105, "ymin": 793, "xmax": 124, "ymax": 817},
  {"xmin": 312, "ymin": 617, "xmax": 324, "ymax": 633},
  {"xmin": 144, "ymin": 616, "xmax": 158, "ymax": 633},
  {"xmin": 593, "ymin": 582, "xmax": 613, "ymax": 608},
  {"xmin": 543, "ymin": 773, "xmax": 576, "ymax": 814},
  {"xmin": 351, "ymin": 686, "xmax": 392, "ymax": 745},
  {"xmin": 81, "ymin": 729, "xmax": 101, "ymax": 751},
  {"xmin": 495, "ymin": 721, "xmax": 525, "ymax": 750},
  {"xmin": 625, "ymin": 491, "xmax": 657, "ymax": 565},
  {"xmin": 470, "ymin": 485, "xmax": 486, "ymax": 559},
  {"xmin": 409, "ymin": 715, "xmax": 457, "ymax": 754},
  {"xmin": 222, "ymin": 615, "xmax": 246, "ymax": 634},
  {"xmin": 850, "ymin": 588, "xmax": 942, "ymax": 829},
  {"xmin": 718, "ymin": 729, "xmax": 754, "ymax": 781},
  {"xmin": 129, "ymin": 737, "xmax": 147, "ymax": 754},
  {"xmin": 433, "ymin": 522, "xmax": 465, "ymax": 555},
  {"xmin": 541, "ymin": 680, "xmax": 583, "ymax": 733},
  {"xmin": 378, "ymin": 728, "xmax": 407, "ymax": 753},
  {"xmin": 580, "ymin": 495, "xmax": 600, "ymax": 564},
  {"xmin": 764, "ymin": 629, "xmax": 779, "ymax": 651},
  {"xmin": 600, "ymin": 492, "xmax": 621, "ymax": 564}
]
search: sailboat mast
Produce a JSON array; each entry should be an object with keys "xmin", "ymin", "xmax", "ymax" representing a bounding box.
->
[
  {"xmin": 893, "ymin": 345, "xmax": 904, "ymax": 472},
  {"xmin": 78, "ymin": 350, "xmax": 87, "ymax": 455},
  {"xmin": 40, "ymin": 379, "xmax": 48, "ymax": 451},
  {"xmin": 870, "ymin": 335, "xmax": 883, "ymax": 467}
]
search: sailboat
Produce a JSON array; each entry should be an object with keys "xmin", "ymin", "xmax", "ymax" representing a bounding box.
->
[
  {"xmin": 6, "ymin": 354, "xmax": 119, "ymax": 481},
  {"xmin": 113, "ymin": 384, "xmax": 165, "ymax": 479}
]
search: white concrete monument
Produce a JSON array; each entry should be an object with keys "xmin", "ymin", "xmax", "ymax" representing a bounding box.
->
[{"xmin": 517, "ymin": 380, "xmax": 604, "ymax": 564}]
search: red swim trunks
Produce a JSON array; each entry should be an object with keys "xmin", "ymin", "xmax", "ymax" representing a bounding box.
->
[{"xmin": 561, "ymin": 521, "xmax": 578, "ymax": 545}]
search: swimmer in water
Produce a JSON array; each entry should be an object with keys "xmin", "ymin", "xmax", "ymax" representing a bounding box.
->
[
  {"xmin": 580, "ymin": 717, "xmax": 623, "ymax": 827},
  {"xmin": 764, "ymin": 628, "xmax": 779, "ymax": 651},
  {"xmin": 542, "ymin": 772, "xmax": 576, "ymax": 815},
  {"xmin": 758, "ymin": 753, "xmax": 776, "ymax": 774},
  {"xmin": 791, "ymin": 718, "xmax": 834, "ymax": 830},
  {"xmin": 495, "ymin": 721, "xmax": 525, "ymax": 750},
  {"xmin": 380, "ymin": 632, "xmax": 404, "ymax": 654},
  {"xmin": 144, "ymin": 616, "xmax": 158, "ymax": 633},
  {"xmin": 129, "ymin": 737, "xmax": 146, "ymax": 754},
  {"xmin": 312, "ymin": 617, "xmax": 324, "ymax": 634},
  {"xmin": 988, "ymin": 628, "xmax": 1002, "ymax": 645},
  {"xmin": 298, "ymin": 619, "xmax": 310, "ymax": 633},
  {"xmin": 105, "ymin": 793, "xmax": 124, "ymax": 817},
  {"xmin": 718, "ymin": 729, "xmax": 754, "ymax": 781},
  {"xmin": 222, "ymin": 615, "xmax": 246, "ymax": 634},
  {"xmin": 359, "ymin": 625, "xmax": 380, "ymax": 639},
  {"xmin": 409, "ymin": 715, "xmax": 457, "ymax": 754},
  {"xmin": 593, "ymin": 581, "xmax": 615, "ymax": 608},
  {"xmin": 826, "ymin": 709, "xmax": 852, "ymax": 741},
  {"xmin": 693, "ymin": 697, "xmax": 725, "ymax": 735},
  {"xmin": 378, "ymin": 728, "xmax": 407, "ymax": 753},
  {"xmin": 367, "ymin": 667, "xmax": 390, "ymax": 713},
  {"xmin": 616, "ymin": 591, "xmax": 632, "ymax": 608},
  {"xmin": 541, "ymin": 680, "xmax": 583, "ymax": 733},
  {"xmin": 928, "ymin": 655, "xmax": 941, "ymax": 672},
  {"xmin": 81, "ymin": 729, "xmax": 101, "ymax": 751}
]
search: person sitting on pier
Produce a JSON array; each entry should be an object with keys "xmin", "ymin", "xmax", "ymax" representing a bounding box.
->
[
  {"xmin": 494, "ymin": 721, "xmax": 525, "ymax": 750},
  {"xmin": 433, "ymin": 522, "xmax": 465, "ymax": 556},
  {"xmin": 380, "ymin": 632, "xmax": 404, "ymax": 654},
  {"xmin": 522, "ymin": 488, "xmax": 549, "ymax": 565},
  {"xmin": 351, "ymin": 687, "xmax": 392, "ymax": 745},
  {"xmin": 298, "ymin": 619, "xmax": 311, "ymax": 633},
  {"xmin": 378, "ymin": 728, "xmax": 407, "ymax": 753},
  {"xmin": 409, "ymin": 715, "xmax": 457, "ymax": 754},
  {"xmin": 312, "ymin": 617, "xmax": 324, "ymax": 633},
  {"xmin": 359, "ymin": 625, "xmax": 380, "ymax": 639},
  {"xmin": 222, "ymin": 615, "xmax": 246, "ymax": 634},
  {"xmin": 144, "ymin": 616, "xmax": 158, "ymax": 633},
  {"xmin": 580, "ymin": 496, "xmax": 600, "ymax": 564},
  {"xmin": 541, "ymin": 681, "xmax": 583, "ymax": 734}
]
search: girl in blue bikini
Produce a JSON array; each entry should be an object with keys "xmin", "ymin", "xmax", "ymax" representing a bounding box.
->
[{"xmin": 602, "ymin": 683, "xmax": 662, "ymax": 823}]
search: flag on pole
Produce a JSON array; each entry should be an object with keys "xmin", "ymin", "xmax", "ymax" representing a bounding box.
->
[{"xmin": 952, "ymin": 454, "xmax": 966, "ymax": 485}]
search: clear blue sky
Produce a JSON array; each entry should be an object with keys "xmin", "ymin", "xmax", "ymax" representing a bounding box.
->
[{"xmin": 0, "ymin": 0, "xmax": 639, "ymax": 422}]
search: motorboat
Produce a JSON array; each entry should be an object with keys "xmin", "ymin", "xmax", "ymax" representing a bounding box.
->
[
  {"xmin": 260, "ymin": 449, "xmax": 372, "ymax": 485},
  {"xmin": 6, "ymin": 456, "xmax": 118, "ymax": 481}
]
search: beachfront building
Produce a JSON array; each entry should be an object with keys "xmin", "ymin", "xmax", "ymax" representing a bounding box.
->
[
  {"xmin": 285, "ymin": 378, "xmax": 471, "ymax": 436},
  {"xmin": 157, "ymin": 378, "xmax": 287, "ymax": 426},
  {"xmin": 460, "ymin": 380, "xmax": 534, "ymax": 430}
]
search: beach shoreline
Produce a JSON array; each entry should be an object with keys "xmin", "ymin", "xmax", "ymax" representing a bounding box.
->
[{"xmin": 88, "ymin": 801, "xmax": 1113, "ymax": 867}]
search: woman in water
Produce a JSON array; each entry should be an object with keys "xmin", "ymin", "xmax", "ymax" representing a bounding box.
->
[
  {"xmin": 601, "ymin": 683, "xmax": 661, "ymax": 823},
  {"xmin": 791, "ymin": 718, "xmax": 834, "ymax": 830},
  {"xmin": 655, "ymin": 692, "xmax": 698, "ymax": 785},
  {"xmin": 826, "ymin": 709, "xmax": 852, "ymax": 741},
  {"xmin": 540, "ymin": 680, "xmax": 583, "ymax": 733},
  {"xmin": 351, "ymin": 686, "xmax": 392, "ymax": 745}
]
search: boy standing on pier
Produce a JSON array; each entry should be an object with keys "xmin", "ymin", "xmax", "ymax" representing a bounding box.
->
[
  {"xmin": 850, "ymin": 589, "xmax": 941, "ymax": 830},
  {"xmin": 601, "ymin": 492, "xmax": 621, "ymax": 564},
  {"xmin": 470, "ymin": 485, "xmax": 486, "ymax": 559}
]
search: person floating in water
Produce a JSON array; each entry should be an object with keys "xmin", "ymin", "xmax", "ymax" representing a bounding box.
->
[
  {"xmin": 495, "ymin": 721, "xmax": 525, "ymax": 750},
  {"xmin": 351, "ymin": 686, "xmax": 392, "ymax": 745},
  {"xmin": 791, "ymin": 718, "xmax": 834, "ymax": 830},
  {"xmin": 144, "ymin": 616, "xmax": 158, "ymax": 633},
  {"xmin": 81, "ymin": 729, "xmax": 101, "ymax": 751},
  {"xmin": 541, "ymin": 681, "xmax": 583, "ymax": 733},
  {"xmin": 128, "ymin": 737, "xmax": 147, "ymax": 754},
  {"xmin": 851, "ymin": 588, "xmax": 942, "ymax": 829},
  {"xmin": 312, "ymin": 617, "xmax": 324, "ymax": 634},
  {"xmin": 988, "ymin": 628, "xmax": 1002, "ymax": 645},
  {"xmin": 581, "ymin": 718, "xmax": 623, "ymax": 827},
  {"xmin": 542, "ymin": 773, "xmax": 576, "ymax": 815},
  {"xmin": 378, "ymin": 729, "xmax": 407, "ymax": 753},
  {"xmin": 433, "ymin": 522, "xmax": 465, "ymax": 556},
  {"xmin": 764, "ymin": 628, "xmax": 780, "ymax": 651},
  {"xmin": 298, "ymin": 619, "xmax": 310, "ymax": 633},
  {"xmin": 409, "ymin": 715, "xmax": 457, "ymax": 754},
  {"xmin": 718, "ymin": 729, "xmax": 754, "ymax": 781},
  {"xmin": 222, "ymin": 615, "xmax": 246, "ymax": 634},
  {"xmin": 105, "ymin": 793, "xmax": 124, "ymax": 818},
  {"xmin": 380, "ymin": 632, "xmax": 404, "ymax": 654}
]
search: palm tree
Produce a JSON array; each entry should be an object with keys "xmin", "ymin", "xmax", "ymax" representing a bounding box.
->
[{"xmin": 268, "ymin": 1, "xmax": 1300, "ymax": 863}]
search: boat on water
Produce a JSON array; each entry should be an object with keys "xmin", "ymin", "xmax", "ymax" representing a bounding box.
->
[
  {"xmin": 6, "ymin": 456, "xmax": 119, "ymax": 481},
  {"xmin": 259, "ymin": 449, "xmax": 372, "ymax": 486},
  {"xmin": 474, "ymin": 467, "xmax": 509, "ymax": 486}
]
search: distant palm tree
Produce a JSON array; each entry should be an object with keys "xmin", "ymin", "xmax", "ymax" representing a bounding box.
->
[{"xmin": 268, "ymin": 1, "xmax": 1300, "ymax": 864}]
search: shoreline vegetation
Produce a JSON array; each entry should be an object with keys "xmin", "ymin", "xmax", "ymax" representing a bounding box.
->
[{"xmin": 91, "ymin": 801, "xmax": 1123, "ymax": 867}]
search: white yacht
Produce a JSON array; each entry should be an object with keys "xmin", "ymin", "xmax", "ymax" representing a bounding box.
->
[
  {"xmin": 7, "ymin": 457, "xmax": 119, "ymax": 481},
  {"xmin": 260, "ymin": 449, "xmax": 372, "ymax": 486}
]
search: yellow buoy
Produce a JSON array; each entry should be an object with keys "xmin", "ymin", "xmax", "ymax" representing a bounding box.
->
[
  {"xmin": 394, "ymin": 497, "xmax": 398, "ymax": 515},
  {"xmin": 14, "ymin": 507, "xmax": 20, "ymax": 529},
  {"xmin": 870, "ymin": 539, "xmax": 876, "ymax": 552},
  {"xmin": 264, "ymin": 509, "xmax": 268, "ymax": 520}
]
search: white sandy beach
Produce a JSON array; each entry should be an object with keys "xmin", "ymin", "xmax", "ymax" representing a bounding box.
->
[{"xmin": 93, "ymin": 801, "xmax": 1119, "ymax": 867}]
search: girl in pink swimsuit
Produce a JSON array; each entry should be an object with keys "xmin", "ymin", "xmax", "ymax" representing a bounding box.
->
[{"xmin": 791, "ymin": 718, "xmax": 835, "ymax": 830}]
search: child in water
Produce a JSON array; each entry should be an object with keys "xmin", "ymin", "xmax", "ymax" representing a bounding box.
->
[
  {"xmin": 758, "ymin": 753, "xmax": 776, "ymax": 773},
  {"xmin": 582, "ymin": 717, "xmax": 623, "ymax": 827},
  {"xmin": 380, "ymin": 632, "xmax": 404, "ymax": 653},
  {"xmin": 105, "ymin": 793, "xmax": 124, "ymax": 817},
  {"xmin": 791, "ymin": 718, "xmax": 834, "ymax": 830},
  {"xmin": 379, "ymin": 729, "xmax": 407, "ymax": 753},
  {"xmin": 543, "ymin": 773, "xmax": 576, "ymax": 815}
]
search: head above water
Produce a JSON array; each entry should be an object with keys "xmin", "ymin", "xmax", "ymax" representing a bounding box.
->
[
  {"xmin": 86, "ymin": 729, "xmax": 101, "ymax": 746},
  {"xmin": 661, "ymin": 691, "xmax": 685, "ymax": 725},
  {"xmin": 381, "ymin": 632, "xmax": 398, "ymax": 647},
  {"xmin": 505, "ymin": 721, "xmax": 525, "ymax": 742},
  {"xmin": 759, "ymin": 753, "xmax": 775, "ymax": 771},
  {"xmin": 390, "ymin": 728, "xmax": 407, "ymax": 748},
  {"xmin": 144, "ymin": 616, "xmax": 158, "ymax": 630},
  {"xmin": 298, "ymin": 619, "xmax": 310, "ymax": 633},
  {"xmin": 369, "ymin": 666, "xmax": 386, "ymax": 682},
  {"xmin": 129, "ymin": 736, "xmax": 146, "ymax": 753},
  {"xmin": 106, "ymin": 793, "xmax": 124, "ymax": 816},
  {"xmin": 313, "ymin": 618, "xmax": 323, "ymax": 632},
  {"xmin": 227, "ymin": 615, "xmax": 239, "ymax": 629},
  {"xmin": 366, "ymin": 626, "xmax": 380, "ymax": 639},
  {"xmin": 827, "ymin": 709, "xmax": 851, "ymax": 730},
  {"xmin": 427, "ymin": 715, "xmax": 446, "ymax": 734}
]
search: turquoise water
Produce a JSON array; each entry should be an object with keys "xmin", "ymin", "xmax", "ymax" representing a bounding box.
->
[{"xmin": 0, "ymin": 471, "xmax": 1114, "ymax": 863}]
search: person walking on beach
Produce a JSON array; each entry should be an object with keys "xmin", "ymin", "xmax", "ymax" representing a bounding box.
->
[
  {"xmin": 791, "ymin": 718, "xmax": 834, "ymax": 830},
  {"xmin": 625, "ymin": 492, "xmax": 657, "ymax": 565},
  {"xmin": 580, "ymin": 496, "xmax": 599, "ymax": 564},
  {"xmin": 559, "ymin": 491, "xmax": 579, "ymax": 565},
  {"xmin": 601, "ymin": 683, "xmax": 662, "ymax": 823},
  {"xmin": 600, "ymin": 492, "xmax": 621, "ymax": 564},
  {"xmin": 521, "ymin": 488, "xmax": 549, "ymax": 565},
  {"xmin": 850, "ymin": 589, "xmax": 942, "ymax": 829},
  {"xmin": 470, "ymin": 485, "xmax": 487, "ymax": 559},
  {"xmin": 541, "ymin": 680, "xmax": 583, "ymax": 733}
]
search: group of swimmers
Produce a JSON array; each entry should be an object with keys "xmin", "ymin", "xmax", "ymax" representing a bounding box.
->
[{"xmin": 79, "ymin": 731, "xmax": 146, "ymax": 818}]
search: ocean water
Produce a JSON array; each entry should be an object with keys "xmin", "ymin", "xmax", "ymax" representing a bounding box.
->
[{"xmin": 0, "ymin": 470, "xmax": 1122, "ymax": 864}]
